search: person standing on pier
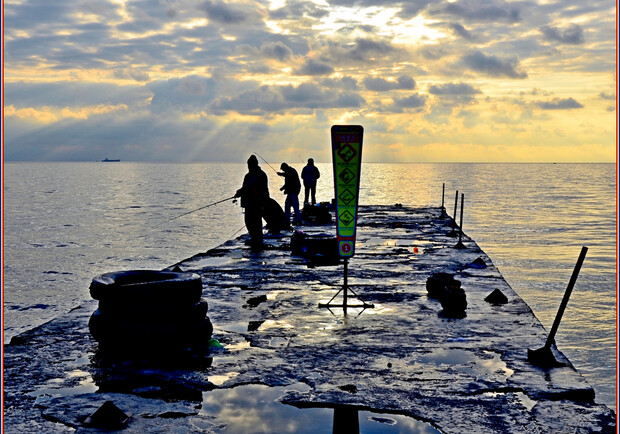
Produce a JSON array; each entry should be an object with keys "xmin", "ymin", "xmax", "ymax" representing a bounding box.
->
[
  {"xmin": 235, "ymin": 155, "xmax": 270, "ymax": 251},
  {"xmin": 301, "ymin": 158, "xmax": 320, "ymax": 205},
  {"xmin": 278, "ymin": 163, "xmax": 303, "ymax": 225}
]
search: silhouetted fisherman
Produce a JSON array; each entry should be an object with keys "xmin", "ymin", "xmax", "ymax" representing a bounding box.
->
[
  {"xmin": 235, "ymin": 155, "xmax": 270, "ymax": 251},
  {"xmin": 301, "ymin": 158, "xmax": 320, "ymax": 205},
  {"xmin": 278, "ymin": 163, "xmax": 302, "ymax": 225}
]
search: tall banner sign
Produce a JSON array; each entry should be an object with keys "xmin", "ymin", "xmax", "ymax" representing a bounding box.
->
[{"xmin": 331, "ymin": 125, "xmax": 363, "ymax": 258}]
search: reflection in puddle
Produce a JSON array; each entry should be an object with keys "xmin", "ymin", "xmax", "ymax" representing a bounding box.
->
[
  {"xmin": 414, "ymin": 349, "xmax": 514, "ymax": 380},
  {"xmin": 27, "ymin": 371, "xmax": 98, "ymax": 398},
  {"xmin": 482, "ymin": 391, "xmax": 537, "ymax": 411},
  {"xmin": 192, "ymin": 256, "xmax": 238, "ymax": 268},
  {"xmin": 208, "ymin": 372, "xmax": 240, "ymax": 386},
  {"xmin": 258, "ymin": 320, "xmax": 295, "ymax": 331},
  {"xmin": 201, "ymin": 383, "xmax": 440, "ymax": 433}
]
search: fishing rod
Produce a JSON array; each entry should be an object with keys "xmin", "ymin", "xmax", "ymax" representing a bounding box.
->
[
  {"xmin": 253, "ymin": 152, "xmax": 280, "ymax": 174},
  {"xmin": 158, "ymin": 196, "xmax": 236, "ymax": 226}
]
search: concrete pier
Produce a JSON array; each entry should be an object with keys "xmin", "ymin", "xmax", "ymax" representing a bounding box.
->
[{"xmin": 3, "ymin": 205, "xmax": 616, "ymax": 432}]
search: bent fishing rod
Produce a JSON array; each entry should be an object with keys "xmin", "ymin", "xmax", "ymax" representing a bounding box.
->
[
  {"xmin": 253, "ymin": 152, "xmax": 280, "ymax": 174},
  {"xmin": 158, "ymin": 195, "xmax": 236, "ymax": 226}
]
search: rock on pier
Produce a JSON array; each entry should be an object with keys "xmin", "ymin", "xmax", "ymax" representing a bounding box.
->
[{"xmin": 3, "ymin": 205, "xmax": 616, "ymax": 432}]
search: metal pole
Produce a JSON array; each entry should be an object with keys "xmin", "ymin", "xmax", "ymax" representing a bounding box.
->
[
  {"xmin": 449, "ymin": 190, "xmax": 459, "ymax": 236},
  {"xmin": 459, "ymin": 193, "xmax": 464, "ymax": 241},
  {"xmin": 544, "ymin": 246, "xmax": 588, "ymax": 350},
  {"xmin": 441, "ymin": 183, "xmax": 445, "ymax": 212},
  {"xmin": 453, "ymin": 190, "xmax": 459, "ymax": 221},
  {"xmin": 343, "ymin": 259, "xmax": 349, "ymax": 316}
]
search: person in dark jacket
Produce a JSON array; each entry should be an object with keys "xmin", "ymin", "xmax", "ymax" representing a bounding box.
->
[
  {"xmin": 278, "ymin": 162, "xmax": 302, "ymax": 225},
  {"xmin": 235, "ymin": 155, "xmax": 270, "ymax": 250},
  {"xmin": 301, "ymin": 158, "xmax": 320, "ymax": 205}
]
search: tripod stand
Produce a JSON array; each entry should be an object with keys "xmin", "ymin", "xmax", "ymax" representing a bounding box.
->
[{"xmin": 319, "ymin": 259, "xmax": 374, "ymax": 315}]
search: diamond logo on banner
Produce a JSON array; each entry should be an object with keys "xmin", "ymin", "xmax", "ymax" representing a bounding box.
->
[
  {"xmin": 338, "ymin": 168, "xmax": 355, "ymax": 185},
  {"xmin": 338, "ymin": 189, "xmax": 355, "ymax": 205},
  {"xmin": 339, "ymin": 210, "xmax": 354, "ymax": 226},
  {"xmin": 337, "ymin": 143, "xmax": 357, "ymax": 162}
]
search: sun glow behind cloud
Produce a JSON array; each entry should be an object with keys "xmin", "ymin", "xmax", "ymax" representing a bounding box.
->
[{"xmin": 2, "ymin": 0, "xmax": 616, "ymax": 162}]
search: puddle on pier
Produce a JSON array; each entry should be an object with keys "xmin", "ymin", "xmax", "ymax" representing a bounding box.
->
[
  {"xmin": 483, "ymin": 391, "xmax": 537, "ymax": 411},
  {"xmin": 27, "ymin": 369, "xmax": 98, "ymax": 399},
  {"xmin": 413, "ymin": 348, "xmax": 514, "ymax": 381},
  {"xmin": 189, "ymin": 256, "xmax": 241, "ymax": 268},
  {"xmin": 362, "ymin": 237, "xmax": 433, "ymax": 251},
  {"xmin": 200, "ymin": 383, "xmax": 440, "ymax": 433}
]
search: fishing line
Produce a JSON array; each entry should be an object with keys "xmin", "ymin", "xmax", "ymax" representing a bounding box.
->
[
  {"xmin": 158, "ymin": 195, "xmax": 236, "ymax": 226},
  {"xmin": 253, "ymin": 152, "xmax": 279, "ymax": 174}
]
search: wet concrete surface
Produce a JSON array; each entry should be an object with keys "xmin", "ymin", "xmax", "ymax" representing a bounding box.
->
[{"xmin": 3, "ymin": 206, "xmax": 616, "ymax": 433}]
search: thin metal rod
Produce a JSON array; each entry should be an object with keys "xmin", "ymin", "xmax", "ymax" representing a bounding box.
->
[
  {"xmin": 441, "ymin": 183, "xmax": 445, "ymax": 211},
  {"xmin": 453, "ymin": 190, "xmax": 459, "ymax": 226},
  {"xmin": 544, "ymin": 246, "xmax": 588, "ymax": 349},
  {"xmin": 458, "ymin": 193, "xmax": 464, "ymax": 242}
]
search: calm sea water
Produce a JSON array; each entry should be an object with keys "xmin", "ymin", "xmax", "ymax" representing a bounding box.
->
[{"xmin": 2, "ymin": 162, "xmax": 617, "ymax": 412}]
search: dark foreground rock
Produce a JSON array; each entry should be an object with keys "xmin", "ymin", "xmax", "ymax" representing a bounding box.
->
[{"xmin": 3, "ymin": 206, "xmax": 616, "ymax": 433}]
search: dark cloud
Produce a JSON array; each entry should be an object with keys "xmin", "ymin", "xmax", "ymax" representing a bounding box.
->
[
  {"xmin": 114, "ymin": 68, "xmax": 151, "ymax": 82},
  {"xmin": 320, "ymin": 77, "xmax": 360, "ymax": 91},
  {"xmin": 428, "ymin": 83, "xmax": 481, "ymax": 95},
  {"xmin": 3, "ymin": 109, "xmax": 220, "ymax": 162},
  {"xmin": 202, "ymin": 0, "xmax": 250, "ymax": 24},
  {"xmin": 599, "ymin": 92, "xmax": 615, "ymax": 100},
  {"xmin": 536, "ymin": 97, "xmax": 584, "ymax": 110},
  {"xmin": 448, "ymin": 22, "xmax": 477, "ymax": 40},
  {"xmin": 388, "ymin": 93, "xmax": 427, "ymax": 112},
  {"xmin": 295, "ymin": 59, "xmax": 335, "ymax": 76},
  {"xmin": 4, "ymin": 81, "xmax": 147, "ymax": 108},
  {"xmin": 363, "ymin": 75, "xmax": 416, "ymax": 91},
  {"xmin": 270, "ymin": 1, "xmax": 329, "ymax": 20},
  {"xmin": 148, "ymin": 76, "xmax": 217, "ymax": 113},
  {"xmin": 211, "ymin": 82, "xmax": 365, "ymax": 115},
  {"xmin": 460, "ymin": 50, "xmax": 528, "ymax": 79},
  {"xmin": 429, "ymin": 83, "xmax": 482, "ymax": 107},
  {"xmin": 348, "ymin": 38, "xmax": 394, "ymax": 61},
  {"xmin": 540, "ymin": 24, "xmax": 585, "ymax": 45},
  {"xmin": 427, "ymin": 0, "xmax": 521, "ymax": 23},
  {"xmin": 260, "ymin": 42, "xmax": 294, "ymax": 61},
  {"xmin": 396, "ymin": 1, "xmax": 434, "ymax": 19}
]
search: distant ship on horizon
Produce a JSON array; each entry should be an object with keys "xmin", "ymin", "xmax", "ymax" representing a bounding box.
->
[{"xmin": 101, "ymin": 158, "xmax": 120, "ymax": 162}]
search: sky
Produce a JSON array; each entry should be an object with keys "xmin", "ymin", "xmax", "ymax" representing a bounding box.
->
[{"xmin": 2, "ymin": 0, "xmax": 618, "ymax": 163}]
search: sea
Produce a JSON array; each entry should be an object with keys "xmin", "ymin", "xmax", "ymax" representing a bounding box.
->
[{"xmin": 2, "ymin": 162, "xmax": 617, "ymax": 413}]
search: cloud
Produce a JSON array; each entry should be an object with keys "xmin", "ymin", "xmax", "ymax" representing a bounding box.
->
[
  {"xmin": 389, "ymin": 93, "xmax": 427, "ymax": 112},
  {"xmin": 211, "ymin": 82, "xmax": 365, "ymax": 115},
  {"xmin": 202, "ymin": 0, "xmax": 252, "ymax": 24},
  {"xmin": 259, "ymin": 42, "xmax": 294, "ymax": 61},
  {"xmin": 3, "ymin": 81, "xmax": 148, "ymax": 108},
  {"xmin": 540, "ymin": 24, "xmax": 585, "ymax": 44},
  {"xmin": 460, "ymin": 50, "xmax": 528, "ymax": 79},
  {"xmin": 295, "ymin": 59, "xmax": 335, "ymax": 76},
  {"xmin": 427, "ymin": 0, "xmax": 521, "ymax": 23},
  {"xmin": 320, "ymin": 77, "xmax": 359, "ymax": 91},
  {"xmin": 429, "ymin": 82, "xmax": 481, "ymax": 95},
  {"xmin": 363, "ymin": 75, "xmax": 416, "ymax": 91},
  {"xmin": 536, "ymin": 97, "xmax": 584, "ymax": 110},
  {"xmin": 269, "ymin": 1, "xmax": 329, "ymax": 20},
  {"xmin": 599, "ymin": 92, "xmax": 615, "ymax": 100},
  {"xmin": 321, "ymin": 38, "xmax": 397, "ymax": 64},
  {"xmin": 448, "ymin": 22, "xmax": 477, "ymax": 40},
  {"xmin": 114, "ymin": 68, "xmax": 151, "ymax": 82},
  {"xmin": 147, "ymin": 76, "xmax": 217, "ymax": 113}
]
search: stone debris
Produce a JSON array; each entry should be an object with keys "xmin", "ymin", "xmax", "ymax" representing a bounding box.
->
[
  {"xmin": 3, "ymin": 205, "xmax": 616, "ymax": 433},
  {"xmin": 485, "ymin": 288, "xmax": 509, "ymax": 305}
]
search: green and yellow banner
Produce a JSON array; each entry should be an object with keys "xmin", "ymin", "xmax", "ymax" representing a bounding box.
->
[{"xmin": 331, "ymin": 125, "xmax": 363, "ymax": 257}]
